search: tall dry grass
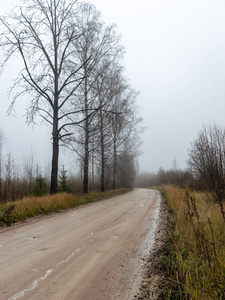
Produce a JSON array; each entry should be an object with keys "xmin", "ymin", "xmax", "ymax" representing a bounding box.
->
[
  {"xmin": 160, "ymin": 185, "xmax": 225, "ymax": 299},
  {"xmin": 0, "ymin": 188, "xmax": 131, "ymax": 226}
]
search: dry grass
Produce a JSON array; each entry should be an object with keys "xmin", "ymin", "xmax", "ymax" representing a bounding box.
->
[
  {"xmin": 160, "ymin": 185, "xmax": 225, "ymax": 299},
  {"xmin": 0, "ymin": 188, "xmax": 131, "ymax": 226}
]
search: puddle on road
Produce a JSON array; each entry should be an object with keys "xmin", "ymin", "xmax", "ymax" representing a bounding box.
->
[
  {"xmin": 128, "ymin": 191, "xmax": 162, "ymax": 299},
  {"xmin": 25, "ymin": 237, "xmax": 37, "ymax": 241},
  {"xmin": 141, "ymin": 192, "xmax": 162, "ymax": 253}
]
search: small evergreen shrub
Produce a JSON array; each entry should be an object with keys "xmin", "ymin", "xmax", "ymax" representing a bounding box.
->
[
  {"xmin": 58, "ymin": 166, "xmax": 71, "ymax": 193},
  {"xmin": 32, "ymin": 175, "xmax": 46, "ymax": 197}
]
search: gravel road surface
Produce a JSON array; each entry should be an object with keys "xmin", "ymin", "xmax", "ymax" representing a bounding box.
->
[{"xmin": 0, "ymin": 189, "xmax": 161, "ymax": 300}]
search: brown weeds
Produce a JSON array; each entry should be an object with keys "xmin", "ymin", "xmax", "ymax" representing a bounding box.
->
[
  {"xmin": 160, "ymin": 185, "xmax": 225, "ymax": 299},
  {"xmin": 0, "ymin": 188, "xmax": 131, "ymax": 226}
]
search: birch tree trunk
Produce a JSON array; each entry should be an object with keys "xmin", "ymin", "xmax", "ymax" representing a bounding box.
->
[
  {"xmin": 100, "ymin": 109, "xmax": 105, "ymax": 192},
  {"xmin": 83, "ymin": 86, "xmax": 89, "ymax": 193}
]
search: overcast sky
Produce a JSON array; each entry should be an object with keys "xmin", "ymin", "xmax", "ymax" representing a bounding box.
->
[{"xmin": 1, "ymin": 0, "xmax": 225, "ymax": 174}]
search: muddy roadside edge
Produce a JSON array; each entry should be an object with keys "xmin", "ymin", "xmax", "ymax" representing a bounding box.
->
[{"xmin": 134, "ymin": 191, "xmax": 168, "ymax": 299}]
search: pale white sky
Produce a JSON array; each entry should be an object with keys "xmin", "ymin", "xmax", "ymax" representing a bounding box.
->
[{"xmin": 1, "ymin": 0, "xmax": 225, "ymax": 173}]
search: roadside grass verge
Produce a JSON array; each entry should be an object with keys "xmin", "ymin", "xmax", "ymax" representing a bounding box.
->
[
  {"xmin": 0, "ymin": 188, "xmax": 131, "ymax": 227},
  {"xmin": 159, "ymin": 185, "xmax": 225, "ymax": 299}
]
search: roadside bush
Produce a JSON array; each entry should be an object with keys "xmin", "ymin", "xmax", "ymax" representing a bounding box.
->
[{"xmin": 0, "ymin": 202, "xmax": 15, "ymax": 226}]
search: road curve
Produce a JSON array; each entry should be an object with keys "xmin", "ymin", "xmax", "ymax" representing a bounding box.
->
[{"xmin": 0, "ymin": 189, "xmax": 161, "ymax": 300}]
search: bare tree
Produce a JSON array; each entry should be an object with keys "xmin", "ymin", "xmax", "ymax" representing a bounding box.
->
[
  {"xmin": 64, "ymin": 3, "xmax": 123, "ymax": 193},
  {"xmin": 94, "ymin": 70, "xmax": 142, "ymax": 191},
  {"xmin": 110, "ymin": 79, "xmax": 142, "ymax": 189},
  {"xmin": 94, "ymin": 64, "xmax": 114, "ymax": 192},
  {"xmin": 23, "ymin": 147, "xmax": 36, "ymax": 195},
  {"xmin": 117, "ymin": 139, "xmax": 138, "ymax": 188},
  {"xmin": 3, "ymin": 153, "xmax": 14, "ymax": 201},
  {"xmin": 71, "ymin": 3, "xmax": 102, "ymax": 194},
  {"xmin": 188, "ymin": 124, "xmax": 225, "ymax": 220},
  {"xmin": 0, "ymin": 129, "xmax": 4, "ymax": 202},
  {"xmin": 0, "ymin": 0, "xmax": 91, "ymax": 194}
]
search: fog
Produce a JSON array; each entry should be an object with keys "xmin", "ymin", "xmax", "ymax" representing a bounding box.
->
[{"xmin": 1, "ymin": 0, "xmax": 225, "ymax": 173}]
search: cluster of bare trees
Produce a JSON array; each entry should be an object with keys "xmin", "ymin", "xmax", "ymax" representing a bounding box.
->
[
  {"xmin": 135, "ymin": 123, "xmax": 225, "ymax": 219},
  {"xmin": 188, "ymin": 124, "xmax": 225, "ymax": 219},
  {"xmin": 0, "ymin": 134, "xmax": 47, "ymax": 202},
  {"xmin": 0, "ymin": 0, "xmax": 142, "ymax": 195}
]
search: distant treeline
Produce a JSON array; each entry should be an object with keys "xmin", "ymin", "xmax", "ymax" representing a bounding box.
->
[{"xmin": 135, "ymin": 168, "xmax": 192, "ymax": 188}]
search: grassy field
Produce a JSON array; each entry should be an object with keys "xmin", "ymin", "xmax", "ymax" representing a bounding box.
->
[
  {"xmin": 0, "ymin": 188, "xmax": 131, "ymax": 227},
  {"xmin": 159, "ymin": 185, "xmax": 225, "ymax": 299}
]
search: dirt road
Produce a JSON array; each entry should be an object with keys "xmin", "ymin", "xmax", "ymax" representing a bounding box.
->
[{"xmin": 0, "ymin": 189, "xmax": 161, "ymax": 300}]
